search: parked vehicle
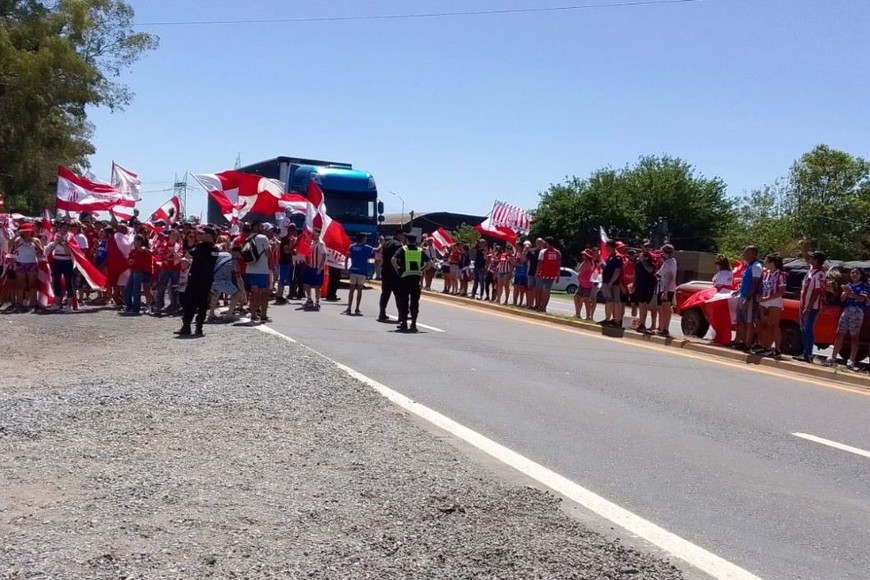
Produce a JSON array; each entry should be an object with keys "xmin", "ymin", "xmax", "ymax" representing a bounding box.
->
[
  {"xmin": 552, "ymin": 268, "xmax": 579, "ymax": 294},
  {"xmin": 675, "ymin": 259, "xmax": 870, "ymax": 360}
]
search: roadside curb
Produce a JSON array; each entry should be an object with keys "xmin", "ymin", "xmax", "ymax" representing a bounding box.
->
[{"xmin": 368, "ymin": 281, "xmax": 869, "ymax": 391}]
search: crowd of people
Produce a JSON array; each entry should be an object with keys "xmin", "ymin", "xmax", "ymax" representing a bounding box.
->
[
  {"xmin": 425, "ymin": 236, "xmax": 679, "ymax": 336},
  {"xmin": 1, "ymin": 212, "xmax": 866, "ymax": 366}
]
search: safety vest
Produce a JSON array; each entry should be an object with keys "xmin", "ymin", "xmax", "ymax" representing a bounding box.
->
[{"xmin": 402, "ymin": 246, "xmax": 423, "ymax": 278}]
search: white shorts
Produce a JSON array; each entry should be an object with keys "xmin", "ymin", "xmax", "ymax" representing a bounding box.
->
[
  {"xmin": 759, "ymin": 298, "xmax": 784, "ymax": 309},
  {"xmin": 349, "ymin": 273, "xmax": 367, "ymax": 286}
]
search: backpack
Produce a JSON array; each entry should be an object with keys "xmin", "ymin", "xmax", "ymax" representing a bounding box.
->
[{"xmin": 240, "ymin": 235, "xmax": 262, "ymax": 264}]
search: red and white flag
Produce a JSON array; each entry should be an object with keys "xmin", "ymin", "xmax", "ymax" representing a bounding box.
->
[
  {"xmin": 193, "ymin": 170, "xmax": 301, "ymax": 223},
  {"xmin": 430, "ymin": 227, "xmax": 455, "ymax": 255},
  {"xmin": 599, "ymin": 226, "xmax": 610, "ymax": 262},
  {"xmin": 56, "ymin": 167, "xmax": 125, "ymax": 212},
  {"xmin": 150, "ymin": 196, "xmax": 181, "ymax": 223},
  {"xmin": 475, "ymin": 217, "xmax": 517, "ymax": 245},
  {"xmin": 490, "ymin": 200, "xmax": 532, "ymax": 235},
  {"xmin": 41, "ymin": 207, "xmax": 52, "ymax": 238},
  {"xmin": 294, "ymin": 179, "xmax": 352, "ymax": 269},
  {"xmin": 36, "ymin": 261, "xmax": 54, "ymax": 308}
]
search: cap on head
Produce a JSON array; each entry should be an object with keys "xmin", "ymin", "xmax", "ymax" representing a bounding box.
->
[
  {"xmin": 661, "ymin": 244, "xmax": 675, "ymax": 254},
  {"xmin": 406, "ymin": 234, "xmax": 417, "ymax": 243}
]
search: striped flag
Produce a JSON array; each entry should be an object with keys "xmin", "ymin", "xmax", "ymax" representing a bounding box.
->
[
  {"xmin": 490, "ymin": 200, "xmax": 532, "ymax": 235},
  {"xmin": 150, "ymin": 196, "xmax": 181, "ymax": 223},
  {"xmin": 430, "ymin": 227, "xmax": 455, "ymax": 255}
]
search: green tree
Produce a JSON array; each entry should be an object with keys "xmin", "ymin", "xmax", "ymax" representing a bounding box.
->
[
  {"xmin": 452, "ymin": 223, "xmax": 481, "ymax": 246},
  {"xmin": 719, "ymin": 182, "xmax": 799, "ymax": 257},
  {"xmin": 532, "ymin": 156, "xmax": 734, "ymax": 261},
  {"xmin": 0, "ymin": 0, "xmax": 158, "ymax": 214},
  {"xmin": 786, "ymin": 145, "xmax": 870, "ymax": 258}
]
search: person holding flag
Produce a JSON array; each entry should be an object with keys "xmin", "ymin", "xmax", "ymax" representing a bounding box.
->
[{"xmin": 44, "ymin": 222, "xmax": 77, "ymax": 311}]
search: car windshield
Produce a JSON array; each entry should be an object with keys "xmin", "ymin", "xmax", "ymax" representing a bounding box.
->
[{"xmin": 323, "ymin": 194, "xmax": 375, "ymax": 223}]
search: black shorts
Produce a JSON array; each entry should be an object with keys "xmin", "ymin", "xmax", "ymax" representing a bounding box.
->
[
  {"xmin": 620, "ymin": 292, "xmax": 633, "ymax": 304},
  {"xmin": 658, "ymin": 291, "xmax": 674, "ymax": 304},
  {"xmin": 634, "ymin": 287, "xmax": 654, "ymax": 304}
]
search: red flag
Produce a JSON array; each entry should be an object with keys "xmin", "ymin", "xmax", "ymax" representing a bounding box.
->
[
  {"xmin": 68, "ymin": 237, "xmax": 106, "ymax": 290},
  {"xmin": 295, "ymin": 179, "xmax": 352, "ymax": 269},
  {"xmin": 430, "ymin": 227, "xmax": 455, "ymax": 254},
  {"xmin": 56, "ymin": 166, "xmax": 127, "ymax": 212},
  {"xmin": 150, "ymin": 196, "xmax": 181, "ymax": 223},
  {"xmin": 36, "ymin": 261, "xmax": 54, "ymax": 308},
  {"xmin": 474, "ymin": 218, "xmax": 517, "ymax": 245},
  {"xmin": 106, "ymin": 232, "xmax": 133, "ymax": 287}
]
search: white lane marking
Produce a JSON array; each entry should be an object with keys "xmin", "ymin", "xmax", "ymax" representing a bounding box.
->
[
  {"xmin": 792, "ymin": 433, "xmax": 870, "ymax": 459},
  {"xmin": 386, "ymin": 312, "xmax": 445, "ymax": 332},
  {"xmin": 257, "ymin": 324, "xmax": 762, "ymax": 580},
  {"xmin": 256, "ymin": 324, "xmax": 298, "ymax": 343}
]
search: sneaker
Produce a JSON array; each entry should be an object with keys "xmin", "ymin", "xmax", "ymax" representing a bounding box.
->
[
  {"xmin": 174, "ymin": 327, "xmax": 192, "ymax": 336},
  {"xmin": 635, "ymin": 324, "xmax": 647, "ymax": 333},
  {"xmin": 376, "ymin": 315, "xmax": 390, "ymax": 322},
  {"xmin": 823, "ymin": 357, "xmax": 836, "ymax": 367},
  {"xmin": 791, "ymin": 355, "xmax": 810, "ymax": 363},
  {"xmin": 274, "ymin": 298, "xmax": 287, "ymax": 305},
  {"xmin": 341, "ymin": 308, "xmax": 351, "ymax": 315},
  {"xmin": 194, "ymin": 327, "xmax": 203, "ymax": 337},
  {"xmin": 354, "ymin": 309, "xmax": 362, "ymax": 316},
  {"xmin": 656, "ymin": 330, "xmax": 670, "ymax": 336},
  {"xmin": 409, "ymin": 324, "xmax": 419, "ymax": 333},
  {"xmin": 846, "ymin": 362, "xmax": 859, "ymax": 371},
  {"xmin": 314, "ymin": 303, "xmax": 321, "ymax": 311}
]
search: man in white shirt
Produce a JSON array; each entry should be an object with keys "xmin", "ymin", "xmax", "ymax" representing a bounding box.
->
[{"xmin": 656, "ymin": 244, "xmax": 678, "ymax": 336}]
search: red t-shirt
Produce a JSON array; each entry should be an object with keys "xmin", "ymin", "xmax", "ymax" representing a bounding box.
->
[
  {"xmin": 537, "ymin": 248, "xmax": 561, "ymax": 279},
  {"xmin": 128, "ymin": 247, "xmax": 153, "ymax": 274},
  {"xmin": 621, "ymin": 259, "xmax": 636, "ymax": 292}
]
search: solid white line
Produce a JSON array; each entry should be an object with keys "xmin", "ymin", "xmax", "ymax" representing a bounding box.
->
[
  {"xmin": 792, "ymin": 433, "xmax": 870, "ymax": 459},
  {"xmin": 386, "ymin": 312, "xmax": 445, "ymax": 332},
  {"xmin": 257, "ymin": 324, "xmax": 763, "ymax": 580}
]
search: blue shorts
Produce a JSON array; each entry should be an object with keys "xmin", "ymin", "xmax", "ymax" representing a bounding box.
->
[
  {"xmin": 304, "ymin": 267, "xmax": 324, "ymax": 288},
  {"xmin": 246, "ymin": 273, "xmax": 269, "ymax": 289},
  {"xmin": 537, "ymin": 278, "xmax": 554, "ymax": 291},
  {"xmin": 514, "ymin": 274, "xmax": 528, "ymax": 287},
  {"xmin": 278, "ymin": 264, "xmax": 292, "ymax": 285},
  {"xmin": 527, "ymin": 275, "xmax": 537, "ymax": 289}
]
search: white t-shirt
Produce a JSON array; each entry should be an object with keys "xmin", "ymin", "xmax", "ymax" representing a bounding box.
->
[
  {"xmin": 713, "ymin": 270, "xmax": 733, "ymax": 289},
  {"xmin": 657, "ymin": 257, "xmax": 678, "ymax": 292},
  {"xmin": 75, "ymin": 233, "xmax": 89, "ymax": 250},
  {"xmin": 245, "ymin": 233, "xmax": 272, "ymax": 275}
]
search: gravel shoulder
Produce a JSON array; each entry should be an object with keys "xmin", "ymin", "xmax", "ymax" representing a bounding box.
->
[{"xmin": 0, "ymin": 310, "xmax": 685, "ymax": 579}]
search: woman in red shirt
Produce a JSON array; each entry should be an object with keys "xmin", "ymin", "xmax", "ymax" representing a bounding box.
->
[{"xmin": 122, "ymin": 235, "xmax": 152, "ymax": 316}]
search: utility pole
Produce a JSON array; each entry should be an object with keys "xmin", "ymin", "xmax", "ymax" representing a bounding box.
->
[
  {"xmin": 234, "ymin": 153, "xmax": 241, "ymax": 170},
  {"xmin": 173, "ymin": 172, "xmax": 189, "ymax": 218}
]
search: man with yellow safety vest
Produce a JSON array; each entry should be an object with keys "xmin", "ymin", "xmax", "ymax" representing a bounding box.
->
[{"xmin": 391, "ymin": 234, "xmax": 432, "ymax": 333}]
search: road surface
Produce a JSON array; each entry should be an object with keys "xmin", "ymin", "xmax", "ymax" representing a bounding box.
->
[{"xmin": 264, "ymin": 288, "xmax": 870, "ymax": 580}]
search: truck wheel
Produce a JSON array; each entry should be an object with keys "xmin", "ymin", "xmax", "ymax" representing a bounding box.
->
[
  {"xmin": 680, "ymin": 307, "xmax": 710, "ymax": 338},
  {"xmin": 566, "ymin": 284, "xmax": 578, "ymax": 295},
  {"xmin": 779, "ymin": 322, "xmax": 803, "ymax": 356},
  {"xmin": 838, "ymin": 343, "xmax": 869, "ymax": 363}
]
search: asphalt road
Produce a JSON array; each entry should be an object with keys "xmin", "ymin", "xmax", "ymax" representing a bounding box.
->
[{"xmin": 265, "ymin": 288, "xmax": 870, "ymax": 580}]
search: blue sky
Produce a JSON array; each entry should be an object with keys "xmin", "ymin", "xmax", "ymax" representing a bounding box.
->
[{"xmin": 87, "ymin": 0, "xmax": 870, "ymax": 220}]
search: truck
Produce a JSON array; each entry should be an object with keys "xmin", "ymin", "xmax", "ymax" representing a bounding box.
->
[{"xmin": 209, "ymin": 156, "xmax": 382, "ymax": 244}]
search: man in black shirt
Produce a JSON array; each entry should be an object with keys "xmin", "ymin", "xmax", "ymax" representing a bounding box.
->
[
  {"xmin": 177, "ymin": 226, "xmax": 219, "ymax": 337},
  {"xmin": 633, "ymin": 240, "xmax": 658, "ymax": 333},
  {"xmin": 391, "ymin": 234, "xmax": 432, "ymax": 332},
  {"xmin": 470, "ymin": 239, "xmax": 488, "ymax": 300},
  {"xmin": 378, "ymin": 230, "xmax": 406, "ymax": 322},
  {"xmin": 525, "ymin": 238, "xmax": 543, "ymax": 309},
  {"xmin": 275, "ymin": 225, "xmax": 297, "ymax": 304}
]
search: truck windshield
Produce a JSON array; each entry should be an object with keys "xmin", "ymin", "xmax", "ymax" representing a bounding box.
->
[{"xmin": 323, "ymin": 195, "xmax": 375, "ymax": 223}]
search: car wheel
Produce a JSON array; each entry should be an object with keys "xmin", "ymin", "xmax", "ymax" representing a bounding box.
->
[
  {"xmin": 680, "ymin": 307, "xmax": 710, "ymax": 338},
  {"xmin": 566, "ymin": 284, "xmax": 578, "ymax": 295},
  {"xmin": 838, "ymin": 343, "xmax": 869, "ymax": 363},
  {"xmin": 779, "ymin": 322, "xmax": 803, "ymax": 356}
]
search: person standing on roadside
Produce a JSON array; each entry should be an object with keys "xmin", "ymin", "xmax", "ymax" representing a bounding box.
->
[
  {"xmin": 755, "ymin": 254, "xmax": 786, "ymax": 359},
  {"xmin": 391, "ymin": 234, "xmax": 431, "ymax": 333},
  {"xmin": 794, "ymin": 241, "xmax": 827, "ymax": 363},
  {"xmin": 344, "ymin": 232, "xmax": 374, "ymax": 316},
  {"xmin": 422, "ymin": 237, "xmax": 438, "ymax": 291},
  {"xmin": 600, "ymin": 240, "xmax": 623, "ymax": 327},
  {"xmin": 302, "ymin": 228, "xmax": 327, "ymax": 311},
  {"xmin": 575, "ymin": 248, "xmax": 597, "ymax": 320},
  {"xmin": 275, "ymin": 224, "xmax": 297, "ymax": 305},
  {"xmin": 827, "ymin": 268, "xmax": 869, "ymax": 370},
  {"xmin": 633, "ymin": 241, "xmax": 658, "ymax": 332},
  {"xmin": 655, "ymin": 244, "xmax": 678, "ymax": 336},
  {"xmin": 470, "ymin": 238, "xmax": 488, "ymax": 300},
  {"xmin": 242, "ymin": 221, "xmax": 273, "ymax": 322},
  {"xmin": 378, "ymin": 230, "xmax": 405, "ymax": 322},
  {"xmin": 176, "ymin": 227, "xmax": 218, "ymax": 337},
  {"xmin": 525, "ymin": 238, "xmax": 543, "ymax": 309},
  {"xmin": 733, "ymin": 246, "xmax": 763, "ymax": 351},
  {"xmin": 535, "ymin": 237, "xmax": 561, "ymax": 313}
]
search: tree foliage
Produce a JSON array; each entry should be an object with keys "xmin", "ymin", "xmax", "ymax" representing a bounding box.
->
[
  {"xmin": 720, "ymin": 145, "xmax": 870, "ymax": 259},
  {"xmin": 531, "ymin": 156, "xmax": 734, "ymax": 261},
  {"xmin": 452, "ymin": 223, "xmax": 481, "ymax": 246},
  {"xmin": 0, "ymin": 0, "xmax": 157, "ymax": 214}
]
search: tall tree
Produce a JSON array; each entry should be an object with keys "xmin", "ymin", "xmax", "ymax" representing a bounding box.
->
[
  {"xmin": 0, "ymin": 0, "xmax": 157, "ymax": 214},
  {"xmin": 532, "ymin": 156, "xmax": 733, "ymax": 261}
]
